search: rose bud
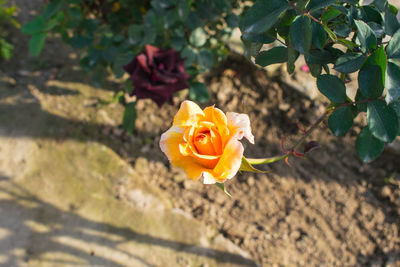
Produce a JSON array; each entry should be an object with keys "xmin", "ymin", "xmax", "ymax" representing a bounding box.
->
[
  {"xmin": 124, "ymin": 45, "xmax": 190, "ymax": 107},
  {"xmin": 160, "ymin": 101, "xmax": 254, "ymax": 184}
]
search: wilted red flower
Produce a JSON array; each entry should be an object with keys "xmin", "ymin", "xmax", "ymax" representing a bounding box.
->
[{"xmin": 124, "ymin": 45, "xmax": 190, "ymax": 107}]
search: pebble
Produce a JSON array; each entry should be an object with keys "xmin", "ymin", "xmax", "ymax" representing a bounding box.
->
[{"xmin": 380, "ymin": 186, "xmax": 392, "ymax": 199}]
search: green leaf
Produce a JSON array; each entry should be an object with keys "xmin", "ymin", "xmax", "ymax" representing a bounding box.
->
[
  {"xmin": 197, "ymin": 49, "xmax": 213, "ymax": 69},
  {"xmin": 184, "ymin": 11, "xmax": 202, "ymax": 30},
  {"xmin": 255, "ymin": 46, "xmax": 288, "ymax": 66},
  {"xmin": 388, "ymin": 4, "xmax": 398, "ymax": 15},
  {"xmin": 307, "ymin": 0, "xmax": 339, "ymax": 11},
  {"xmin": 189, "ymin": 28, "xmax": 207, "ymax": 47},
  {"xmin": 113, "ymin": 51, "xmax": 134, "ymax": 78},
  {"xmin": 362, "ymin": 6, "xmax": 383, "ymax": 24},
  {"xmin": 287, "ymin": 45, "xmax": 299, "ymax": 74},
  {"xmin": 215, "ymin": 183, "xmax": 231, "ymax": 197},
  {"xmin": 241, "ymin": 32, "xmax": 275, "ymax": 44},
  {"xmin": 21, "ymin": 16, "xmax": 45, "ymax": 35},
  {"xmin": 44, "ymin": 13, "xmax": 63, "ymax": 31},
  {"xmin": 102, "ymin": 46, "xmax": 119, "ymax": 63},
  {"xmin": 69, "ymin": 7, "xmax": 82, "ymax": 20},
  {"xmin": 68, "ymin": 35, "xmax": 92, "ymax": 49},
  {"xmin": 112, "ymin": 91, "xmax": 125, "ymax": 104},
  {"xmin": 386, "ymin": 29, "xmax": 400, "ymax": 59},
  {"xmin": 365, "ymin": 46, "xmax": 387, "ymax": 84},
  {"xmin": 122, "ymin": 102, "xmax": 136, "ymax": 135},
  {"xmin": 189, "ymin": 82, "xmax": 209, "ymax": 103},
  {"xmin": 337, "ymin": 38, "xmax": 359, "ymax": 50},
  {"xmin": 358, "ymin": 65, "xmax": 384, "ymax": 98},
  {"xmin": 384, "ymin": 11, "xmax": 400, "ymax": 36},
  {"xmin": 239, "ymin": 157, "xmax": 270, "ymax": 172},
  {"xmin": 389, "ymin": 100, "xmax": 400, "ymax": 117},
  {"xmin": 321, "ymin": 6, "xmax": 342, "ymax": 22},
  {"xmin": 367, "ymin": 99, "xmax": 399, "ymax": 142},
  {"xmin": 125, "ymin": 79, "xmax": 134, "ymax": 95},
  {"xmin": 308, "ymin": 63, "xmax": 322, "ymax": 77},
  {"xmin": 385, "ymin": 61, "xmax": 400, "ymax": 103},
  {"xmin": 241, "ymin": 0, "xmax": 289, "ymax": 34},
  {"xmin": 311, "ymin": 21, "xmax": 326, "ymax": 50},
  {"xmin": 181, "ymin": 46, "xmax": 197, "ymax": 67},
  {"xmin": 170, "ymin": 36, "xmax": 186, "ymax": 50},
  {"xmin": 43, "ymin": 0, "xmax": 63, "ymax": 20},
  {"xmin": 317, "ymin": 74, "xmax": 347, "ymax": 103},
  {"xmin": 355, "ymin": 89, "xmax": 368, "ymax": 112},
  {"xmin": 306, "ymin": 49, "xmax": 336, "ymax": 65},
  {"xmin": 334, "ymin": 23, "xmax": 352, "ymax": 37},
  {"xmin": 29, "ymin": 33, "xmax": 47, "ymax": 57},
  {"xmin": 165, "ymin": 9, "xmax": 179, "ymax": 28},
  {"xmin": 334, "ymin": 53, "xmax": 366, "ymax": 73},
  {"xmin": 356, "ymin": 127, "xmax": 385, "ymax": 163},
  {"xmin": 225, "ymin": 13, "xmax": 239, "ymax": 28},
  {"xmin": 151, "ymin": 0, "xmax": 175, "ymax": 10},
  {"xmin": 290, "ymin": 15, "xmax": 312, "ymax": 55},
  {"xmin": 0, "ymin": 38, "xmax": 13, "ymax": 60},
  {"xmin": 242, "ymin": 39, "xmax": 263, "ymax": 59},
  {"xmin": 127, "ymin": 24, "xmax": 143, "ymax": 45},
  {"xmin": 354, "ymin": 20, "xmax": 377, "ymax": 53},
  {"xmin": 374, "ymin": 0, "xmax": 388, "ymax": 12},
  {"xmin": 328, "ymin": 106, "xmax": 355, "ymax": 136},
  {"xmin": 323, "ymin": 23, "xmax": 337, "ymax": 41},
  {"xmin": 177, "ymin": 0, "xmax": 190, "ymax": 21},
  {"xmin": 277, "ymin": 9, "xmax": 296, "ymax": 40}
]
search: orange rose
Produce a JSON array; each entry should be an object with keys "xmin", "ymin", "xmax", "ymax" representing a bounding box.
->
[{"xmin": 160, "ymin": 100, "xmax": 254, "ymax": 184}]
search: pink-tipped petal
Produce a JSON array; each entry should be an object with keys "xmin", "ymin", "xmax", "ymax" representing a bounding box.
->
[{"xmin": 226, "ymin": 112, "xmax": 255, "ymax": 144}]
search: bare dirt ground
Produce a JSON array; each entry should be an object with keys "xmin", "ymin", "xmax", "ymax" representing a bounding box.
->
[{"xmin": 2, "ymin": 0, "xmax": 399, "ymax": 266}]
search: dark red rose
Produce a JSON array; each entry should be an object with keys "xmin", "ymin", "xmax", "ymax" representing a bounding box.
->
[{"xmin": 124, "ymin": 45, "xmax": 190, "ymax": 107}]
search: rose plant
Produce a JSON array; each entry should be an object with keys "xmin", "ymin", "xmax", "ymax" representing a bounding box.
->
[
  {"xmin": 239, "ymin": 0, "xmax": 400, "ymax": 163},
  {"xmin": 22, "ymin": 0, "xmax": 245, "ymax": 133},
  {"xmin": 22, "ymin": 0, "xmax": 400, "ymax": 164}
]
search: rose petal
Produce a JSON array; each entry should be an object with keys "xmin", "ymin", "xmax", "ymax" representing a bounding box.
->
[
  {"xmin": 137, "ymin": 54, "xmax": 151, "ymax": 74},
  {"xmin": 134, "ymin": 83, "xmax": 173, "ymax": 107},
  {"xmin": 209, "ymin": 128, "xmax": 223, "ymax": 155},
  {"xmin": 203, "ymin": 106, "xmax": 229, "ymax": 139},
  {"xmin": 184, "ymin": 125, "xmax": 220, "ymax": 169},
  {"xmin": 154, "ymin": 70, "xmax": 178, "ymax": 84},
  {"xmin": 203, "ymin": 139, "xmax": 244, "ymax": 184},
  {"xmin": 226, "ymin": 112, "xmax": 255, "ymax": 144},
  {"xmin": 144, "ymin": 44, "xmax": 159, "ymax": 66},
  {"xmin": 203, "ymin": 172, "xmax": 217, "ymax": 184},
  {"xmin": 160, "ymin": 126, "xmax": 207, "ymax": 180},
  {"xmin": 173, "ymin": 101, "xmax": 204, "ymax": 127},
  {"xmin": 156, "ymin": 49, "xmax": 176, "ymax": 71}
]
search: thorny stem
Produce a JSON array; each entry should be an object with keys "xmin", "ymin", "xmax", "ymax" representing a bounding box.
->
[
  {"xmin": 247, "ymin": 98, "xmax": 373, "ymax": 165},
  {"xmin": 288, "ymin": 1, "xmax": 321, "ymax": 23},
  {"xmin": 293, "ymin": 97, "xmax": 373, "ymax": 151}
]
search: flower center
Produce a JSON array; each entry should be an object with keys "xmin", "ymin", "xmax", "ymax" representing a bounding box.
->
[{"xmin": 194, "ymin": 131, "xmax": 216, "ymax": 155}]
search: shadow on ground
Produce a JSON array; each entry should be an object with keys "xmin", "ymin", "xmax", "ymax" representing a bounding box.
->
[{"xmin": 0, "ymin": 181, "xmax": 255, "ymax": 266}]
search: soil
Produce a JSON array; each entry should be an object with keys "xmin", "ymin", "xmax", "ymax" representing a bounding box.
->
[{"xmin": 2, "ymin": 0, "xmax": 400, "ymax": 266}]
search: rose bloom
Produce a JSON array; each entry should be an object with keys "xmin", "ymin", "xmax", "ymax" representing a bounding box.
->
[
  {"xmin": 124, "ymin": 45, "xmax": 190, "ymax": 107},
  {"xmin": 160, "ymin": 101, "xmax": 254, "ymax": 184}
]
